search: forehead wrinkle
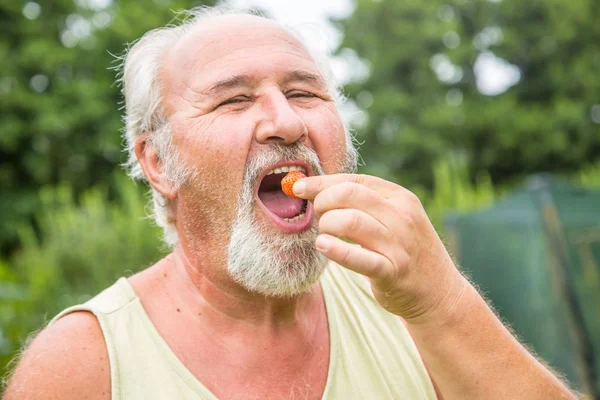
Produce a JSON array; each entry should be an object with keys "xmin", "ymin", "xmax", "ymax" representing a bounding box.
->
[
  {"xmin": 200, "ymin": 68, "xmax": 326, "ymax": 99},
  {"xmin": 192, "ymin": 45, "xmax": 316, "ymax": 79},
  {"xmin": 185, "ymin": 55, "xmax": 327, "ymax": 99},
  {"xmin": 191, "ymin": 48, "xmax": 323, "ymax": 92},
  {"xmin": 175, "ymin": 25, "xmax": 309, "ymax": 73},
  {"xmin": 282, "ymin": 70, "xmax": 327, "ymax": 91},
  {"xmin": 203, "ymin": 74, "xmax": 252, "ymax": 97}
]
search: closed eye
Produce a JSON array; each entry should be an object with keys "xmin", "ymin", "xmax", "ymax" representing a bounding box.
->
[
  {"xmin": 217, "ymin": 96, "xmax": 251, "ymax": 108},
  {"xmin": 286, "ymin": 91, "xmax": 316, "ymax": 99}
]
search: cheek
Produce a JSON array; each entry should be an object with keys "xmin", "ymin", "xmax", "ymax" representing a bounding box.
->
[
  {"xmin": 301, "ymin": 107, "xmax": 348, "ymax": 174},
  {"xmin": 178, "ymin": 176, "xmax": 239, "ymax": 245},
  {"xmin": 174, "ymin": 116, "xmax": 255, "ymax": 177}
]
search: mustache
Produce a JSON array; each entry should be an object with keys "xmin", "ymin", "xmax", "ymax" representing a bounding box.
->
[{"xmin": 243, "ymin": 142, "xmax": 324, "ymax": 184}]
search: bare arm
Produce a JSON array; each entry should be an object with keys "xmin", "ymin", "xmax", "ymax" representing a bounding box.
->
[
  {"xmin": 3, "ymin": 311, "xmax": 110, "ymax": 400},
  {"xmin": 405, "ymin": 280, "xmax": 577, "ymax": 399}
]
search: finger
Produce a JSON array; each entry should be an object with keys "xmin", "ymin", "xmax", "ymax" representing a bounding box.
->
[
  {"xmin": 318, "ymin": 208, "xmax": 392, "ymax": 256},
  {"xmin": 315, "ymin": 234, "xmax": 393, "ymax": 280},
  {"xmin": 293, "ymin": 173, "xmax": 397, "ymax": 200},
  {"xmin": 313, "ymin": 182, "xmax": 390, "ymax": 226}
]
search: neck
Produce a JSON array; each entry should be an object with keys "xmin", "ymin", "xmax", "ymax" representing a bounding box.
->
[{"xmin": 165, "ymin": 244, "xmax": 322, "ymax": 329}]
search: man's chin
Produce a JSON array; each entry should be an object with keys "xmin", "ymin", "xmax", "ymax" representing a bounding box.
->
[
  {"xmin": 243, "ymin": 260, "xmax": 327, "ymax": 299},
  {"xmin": 227, "ymin": 222, "xmax": 327, "ymax": 298}
]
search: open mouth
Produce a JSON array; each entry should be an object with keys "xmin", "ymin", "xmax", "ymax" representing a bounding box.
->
[{"xmin": 256, "ymin": 163, "xmax": 313, "ymax": 232}]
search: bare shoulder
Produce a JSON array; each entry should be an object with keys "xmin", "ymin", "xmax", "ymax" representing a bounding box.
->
[{"xmin": 3, "ymin": 311, "xmax": 110, "ymax": 400}]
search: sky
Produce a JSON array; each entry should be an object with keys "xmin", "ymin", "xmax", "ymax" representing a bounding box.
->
[{"xmin": 228, "ymin": 0, "xmax": 519, "ymax": 96}]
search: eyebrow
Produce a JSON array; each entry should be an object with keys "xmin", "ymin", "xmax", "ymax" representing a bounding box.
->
[
  {"xmin": 203, "ymin": 70, "xmax": 327, "ymax": 97},
  {"xmin": 204, "ymin": 74, "xmax": 251, "ymax": 97},
  {"xmin": 283, "ymin": 70, "xmax": 327, "ymax": 90}
]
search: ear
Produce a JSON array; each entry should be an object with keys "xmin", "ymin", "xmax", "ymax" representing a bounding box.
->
[{"xmin": 135, "ymin": 134, "xmax": 178, "ymax": 200}]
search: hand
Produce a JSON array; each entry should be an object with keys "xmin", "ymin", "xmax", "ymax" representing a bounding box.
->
[{"xmin": 293, "ymin": 174, "xmax": 468, "ymax": 324}]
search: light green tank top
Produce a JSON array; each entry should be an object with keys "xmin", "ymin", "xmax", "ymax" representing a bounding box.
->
[{"xmin": 52, "ymin": 263, "xmax": 437, "ymax": 399}]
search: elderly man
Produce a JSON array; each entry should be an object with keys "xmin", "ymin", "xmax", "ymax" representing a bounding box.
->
[{"xmin": 4, "ymin": 5, "xmax": 576, "ymax": 400}]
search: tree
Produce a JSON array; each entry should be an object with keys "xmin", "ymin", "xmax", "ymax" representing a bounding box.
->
[
  {"xmin": 0, "ymin": 0, "xmax": 215, "ymax": 256},
  {"xmin": 335, "ymin": 0, "xmax": 600, "ymax": 189}
]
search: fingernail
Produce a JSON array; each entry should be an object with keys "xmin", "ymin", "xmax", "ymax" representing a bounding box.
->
[
  {"xmin": 315, "ymin": 235, "xmax": 331, "ymax": 252},
  {"xmin": 293, "ymin": 180, "xmax": 306, "ymax": 195}
]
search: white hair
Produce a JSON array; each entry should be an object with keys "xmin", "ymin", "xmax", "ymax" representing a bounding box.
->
[{"xmin": 118, "ymin": 4, "xmax": 353, "ymax": 247}]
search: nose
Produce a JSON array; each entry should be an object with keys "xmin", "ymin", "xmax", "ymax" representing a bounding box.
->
[{"xmin": 254, "ymin": 91, "xmax": 307, "ymax": 145}]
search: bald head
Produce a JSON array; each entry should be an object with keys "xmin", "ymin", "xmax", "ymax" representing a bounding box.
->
[{"xmin": 168, "ymin": 14, "xmax": 310, "ymax": 70}]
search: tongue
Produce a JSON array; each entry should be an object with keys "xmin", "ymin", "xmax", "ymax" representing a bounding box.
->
[{"xmin": 258, "ymin": 190, "xmax": 304, "ymax": 219}]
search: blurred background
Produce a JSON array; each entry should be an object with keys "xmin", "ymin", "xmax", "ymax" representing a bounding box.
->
[{"xmin": 1, "ymin": 0, "xmax": 599, "ymax": 397}]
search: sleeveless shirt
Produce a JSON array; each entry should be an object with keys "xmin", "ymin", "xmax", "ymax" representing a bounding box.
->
[{"xmin": 51, "ymin": 263, "xmax": 437, "ymax": 399}]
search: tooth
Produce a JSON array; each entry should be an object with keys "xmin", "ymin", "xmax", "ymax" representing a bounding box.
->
[
  {"xmin": 267, "ymin": 169, "xmax": 275, "ymax": 175},
  {"xmin": 280, "ymin": 166, "xmax": 290, "ymax": 173},
  {"xmin": 274, "ymin": 167, "xmax": 282, "ymax": 174},
  {"xmin": 282, "ymin": 212, "xmax": 307, "ymax": 223},
  {"xmin": 289, "ymin": 166, "xmax": 298, "ymax": 171},
  {"xmin": 299, "ymin": 166, "xmax": 306, "ymax": 173}
]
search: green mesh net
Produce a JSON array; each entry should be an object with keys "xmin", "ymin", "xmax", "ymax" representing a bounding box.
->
[{"xmin": 446, "ymin": 175, "xmax": 600, "ymax": 397}]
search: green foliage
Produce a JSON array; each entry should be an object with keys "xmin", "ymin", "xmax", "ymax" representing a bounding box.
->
[
  {"xmin": 0, "ymin": 175, "xmax": 165, "ymax": 375},
  {"xmin": 0, "ymin": 0, "xmax": 215, "ymax": 255},
  {"xmin": 336, "ymin": 0, "xmax": 600, "ymax": 190},
  {"xmin": 419, "ymin": 157, "xmax": 600, "ymax": 233},
  {"xmin": 418, "ymin": 153, "xmax": 498, "ymax": 230},
  {"xmin": 578, "ymin": 162, "xmax": 600, "ymax": 188}
]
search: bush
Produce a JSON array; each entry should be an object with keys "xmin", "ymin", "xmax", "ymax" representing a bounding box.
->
[
  {"xmin": 418, "ymin": 154, "xmax": 499, "ymax": 231},
  {"xmin": 579, "ymin": 162, "xmax": 600, "ymax": 188},
  {"xmin": 1, "ymin": 175, "xmax": 165, "ymax": 376}
]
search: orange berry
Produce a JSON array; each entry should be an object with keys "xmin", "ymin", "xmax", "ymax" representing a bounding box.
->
[{"xmin": 281, "ymin": 170, "xmax": 306, "ymax": 199}]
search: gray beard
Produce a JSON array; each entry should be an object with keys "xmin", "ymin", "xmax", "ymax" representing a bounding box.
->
[
  {"xmin": 226, "ymin": 139, "xmax": 358, "ymax": 298},
  {"xmin": 227, "ymin": 211, "xmax": 328, "ymax": 298},
  {"xmin": 226, "ymin": 142, "xmax": 326, "ymax": 298}
]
